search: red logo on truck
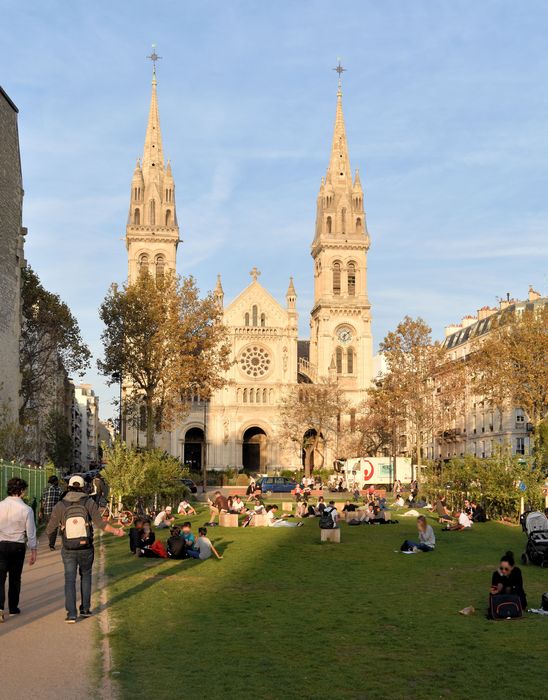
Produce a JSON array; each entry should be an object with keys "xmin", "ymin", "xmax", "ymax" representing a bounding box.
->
[{"xmin": 363, "ymin": 460, "xmax": 375, "ymax": 482}]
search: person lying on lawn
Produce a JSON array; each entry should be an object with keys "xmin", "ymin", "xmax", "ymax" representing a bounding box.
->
[
  {"xmin": 266, "ymin": 505, "xmax": 303, "ymax": 527},
  {"xmin": 401, "ymin": 515, "xmax": 436, "ymax": 552},
  {"xmin": 490, "ymin": 551, "xmax": 527, "ymax": 609},
  {"xmin": 443, "ymin": 510, "xmax": 473, "ymax": 531},
  {"xmin": 186, "ymin": 527, "xmax": 223, "ymax": 560},
  {"xmin": 177, "ymin": 499, "xmax": 196, "ymax": 516}
]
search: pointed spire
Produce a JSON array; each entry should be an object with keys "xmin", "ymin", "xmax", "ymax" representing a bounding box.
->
[
  {"xmin": 214, "ymin": 274, "xmax": 224, "ymax": 307},
  {"xmin": 286, "ymin": 276, "xmax": 296, "ymax": 297},
  {"xmin": 326, "ymin": 82, "xmax": 352, "ymax": 188},
  {"xmin": 165, "ymin": 160, "xmax": 173, "ymax": 177},
  {"xmin": 353, "ymin": 168, "xmax": 362, "ymax": 191},
  {"xmin": 142, "ymin": 70, "xmax": 164, "ymax": 175}
]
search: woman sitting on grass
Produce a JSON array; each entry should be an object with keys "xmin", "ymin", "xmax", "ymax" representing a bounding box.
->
[
  {"xmin": 266, "ymin": 505, "xmax": 303, "ymax": 527},
  {"xmin": 490, "ymin": 551, "xmax": 527, "ymax": 609},
  {"xmin": 186, "ymin": 527, "xmax": 223, "ymax": 560},
  {"xmin": 401, "ymin": 516, "xmax": 436, "ymax": 552}
]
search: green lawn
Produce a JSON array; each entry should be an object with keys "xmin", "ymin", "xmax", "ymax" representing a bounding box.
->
[{"xmin": 102, "ymin": 508, "xmax": 548, "ymax": 700}]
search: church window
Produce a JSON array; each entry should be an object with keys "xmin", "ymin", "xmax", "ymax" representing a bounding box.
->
[
  {"xmin": 260, "ymin": 313, "xmax": 266, "ymax": 327},
  {"xmin": 356, "ymin": 217, "xmax": 362, "ymax": 234},
  {"xmin": 256, "ymin": 389, "xmax": 261, "ymax": 403},
  {"xmin": 138, "ymin": 253, "xmax": 149, "ymax": 274},
  {"xmin": 165, "ymin": 209, "xmax": 172, "ymax": 226},
  {"xmin": 244, "ymin": 312, "xmax": 250, "ymax": 326},
  {"xmin": 263, "ymin": 388, "xmax": 267, "ymax": 403},
  {"xmin": 134, "ymin": 208, "xmax": 141, "ymax": 225},
  {"xmin": 149, "ymin": 200, "xmax": 156, "ymax": 225},
  {"xmin": 347, "ymin": 262, "xmax": 356, "ymax": 296},
  {"xmin": 243, "ymin": 389, "xmax": 248, "ymax": 403},
  {"xmin": 252, "ymin": 305, "xmax": 258, "ymax": 327},
  {"xmin": 249, "ymin": 388, "xmax": 254, "ymax": 404},
  {"xmin": 333, "ymin": 262, "xmax": 341, "ymax": 296},
  {"xmin": 326, "ymin": 216, "xmax": 332, "ymax": 234},
  {"xmin": 341, "ymin": 208, "xmax": 346, "ymax": 235},
  {"xmin": 347, "ymin": 348, "xmax": 354, "ymax": 374},
  {"xmin": 239, "ymin": 345, "xmax": 271, "ymax": 378},
  {"xmin": 336, "ymin": 347, "xmax": 343, "ymax": 374},
  {"xmin": 155, "ymin": 254, "xmax": 165, "ymax": 280}
]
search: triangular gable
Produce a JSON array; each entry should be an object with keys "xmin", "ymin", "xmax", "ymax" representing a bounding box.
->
[{"xmin": 224, "ymin": 280, "xmax": 288, "ymax": 328}]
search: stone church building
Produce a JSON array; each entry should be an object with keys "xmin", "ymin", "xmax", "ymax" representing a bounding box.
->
[{"xmin": 124, "ymin": 67, "xmax": 373, "ymax": 472}]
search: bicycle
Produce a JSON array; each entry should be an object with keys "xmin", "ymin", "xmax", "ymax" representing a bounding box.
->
[{"xmin": 100, "ymin": 502, "xmax": 134, "ymax": 526}]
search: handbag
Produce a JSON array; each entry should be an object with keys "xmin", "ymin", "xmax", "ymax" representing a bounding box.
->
[{"xmin": 489, "ymin": 594, "xmax": 523, "ymax": 620}]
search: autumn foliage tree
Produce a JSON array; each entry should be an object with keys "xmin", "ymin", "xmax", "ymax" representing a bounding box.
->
[
  {"xmin": 98, "ymin": 271, "xmax": 231, "ymax": 449},
  {"xmin": 469, "ymin": 303, "xmax": 548, "ymax": 467},
  {"xmin": 278, "ymin": 380, "xmax": 348, "ymax": 477}
]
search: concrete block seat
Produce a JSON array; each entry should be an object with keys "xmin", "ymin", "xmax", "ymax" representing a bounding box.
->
[
  {"xmin": 320, "ymin": 528, "xmax": 341, "ymax": 543},
  {"xmin": 219, "ymin": 512, "xmax": 239, "ymax": 527}
]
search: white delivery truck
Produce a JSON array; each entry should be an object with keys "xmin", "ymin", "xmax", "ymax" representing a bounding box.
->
[{"xmin": 337, "ymin": 457, "xmax": 413, "ymax": 489}]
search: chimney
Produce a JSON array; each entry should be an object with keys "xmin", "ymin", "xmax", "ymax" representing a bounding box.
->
[
  {"xmin": 477, "ymin": 306, "xmax": 496, "ymax": 321},
  {"xmin": 528, "ymin": 285, "xmax": 541, "ymax": 302},
  {"xmin": 444, "ymin": 323, "xmax": 462, "ymax": 338},
  {"xmin": 460, "ymin": 314, "xmax": 477, "ymax": 328}
]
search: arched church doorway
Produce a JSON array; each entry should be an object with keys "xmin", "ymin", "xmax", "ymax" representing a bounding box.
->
[
  {"xmin": 183, "ymin": 427, "xmax": 204, "ymax": 471},
  {"xmin": 242, "ymin": 426, "xmax": 267, "ymax": 471}
]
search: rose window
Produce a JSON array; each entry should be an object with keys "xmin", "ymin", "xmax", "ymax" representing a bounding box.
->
[{"xmin": 239, "ymin": 346, "xmax": 271, "ymax": 378}]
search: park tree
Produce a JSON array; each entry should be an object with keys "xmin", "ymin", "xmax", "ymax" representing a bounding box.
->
[
  {"xmin": 278, "ymin": 380, "xmax": 348, "ymax": 477},
  {"xmin": 20, "ymin": 265, "xmax": 91, "ymax": 423},
  {"xmin": 0, "ymin": 403, "xmax": 32, "ymax": 463},
  {"xmin": 43, "ymin": 410, "xmax": 73, "ymax": 470},
  {"xmin": 468, "ymin": 304, "xmax": 548, "ymax": 467},
  {"xmin": 379, "ymin": 316, "xmax": 452, "ymax": 481},
  {"xmin": 98, "ymin": 271, "xmax": 231, "ymax": 449}
]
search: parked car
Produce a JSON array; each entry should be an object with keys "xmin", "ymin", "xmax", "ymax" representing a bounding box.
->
[
  {"xmin": 181, "ymin": 478, "xmax": 198, "ymax": 494},
  {"xmin": 256, "ymin": 476, "xmax": 297, "ymax": 494}
]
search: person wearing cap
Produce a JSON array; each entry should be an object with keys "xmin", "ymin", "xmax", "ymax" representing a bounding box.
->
[
  {"xmin": 153, "ymin": 506, "xmax": 175, "ymax": 529},
  {"xmin": 0, "ymin": 478, "xmax": 38, "ymax": 622},
  {"xmin": 46, "ymin": 475, "xmax": 124, "ymax": 623}
]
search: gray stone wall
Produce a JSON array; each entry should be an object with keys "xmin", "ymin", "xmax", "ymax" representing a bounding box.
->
[{"xmin": 0, "ymin": 87, "xmax": 24, "ymax": 420}]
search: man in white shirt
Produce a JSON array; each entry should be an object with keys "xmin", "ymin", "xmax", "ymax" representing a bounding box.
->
[
  {"xmin": 154, "ymin": 506, "xmax": 175, "ymax": 529},
  {"xmin": 0, "ymin": 477, "xmax": 38, "ymax": 621},
  {"xmin": 177, "ymin": 500, "xmax": 196, "ymax": 516}
]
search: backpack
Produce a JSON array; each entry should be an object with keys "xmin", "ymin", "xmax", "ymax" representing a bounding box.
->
[
  {"xmin": 61, "ymin": 498, "xmax": 93, "ymax": 550},
  {"xmin": 489, "ymin": 594, "xmax": 523, "ymax": 620},
  {"xmin": 319, "ymin": 507, "xmax": 336, "ymax": 530},
  {"xmin": 542, "ymin": 592, "xmax": 548, "ymax": 612},
  {"xmin": 167, "ymin": 536, "xmax": 187, "ymax": 559}
]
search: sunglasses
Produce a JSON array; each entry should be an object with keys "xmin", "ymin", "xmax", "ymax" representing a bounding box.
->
[{"xmin": 499, "ymin": 566, "xmax": 511, "ymax": 573}]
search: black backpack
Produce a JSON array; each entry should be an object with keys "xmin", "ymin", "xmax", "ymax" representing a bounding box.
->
[
  {"xmin": 167, "ymin": 536, "xmax": 187, "ymax": 559},
  {"xmin": 319, "ymin": 507, "xmax": 336, "ymax": 529},
  {"xmin": 61, "ymin": 498, "xmax": 93, "ymax": 550},
  {"xmin": 542, "ymin": 592, "xmax": 548, "ymax": 612},
  {"xmin": 489, "ymin": 594, "xmax": 523, "ymax": 620}
]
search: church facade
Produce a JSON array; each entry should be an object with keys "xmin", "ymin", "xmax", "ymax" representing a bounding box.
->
[{"xmin": 124, "ymin": 67, "xmax": 373, "ymax": 472}]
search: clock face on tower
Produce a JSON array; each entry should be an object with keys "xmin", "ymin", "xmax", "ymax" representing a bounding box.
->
[{"xmin": 337, "ymin": 328, "xmax": 353, "ymax": 345}]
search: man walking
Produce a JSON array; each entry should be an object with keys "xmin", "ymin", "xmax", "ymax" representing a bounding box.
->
[
  {"xmin": 41, "ymin": 475, "xmax": 61, "ymax": 550},
  {"xmin": 0, "ymin": 478, "xmax": 38, "ymax": 622},
  {"xmin": 46, "ymin": 475, "xmax": 124, "ymax": 623}
]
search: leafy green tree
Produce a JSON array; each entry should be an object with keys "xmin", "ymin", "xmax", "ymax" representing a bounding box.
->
[
  {"xmin": 44, "ymin": 410, "xmax": 73, "ymax": 470},
  {"xmin": 98, "ymin": 271, "xmax": 230, "ymax": 449},
  {"xmin": 0, "ymin": 404, "xmax": 32, "ymax": 463},
  {"xmin": 20, "ymin": 266, "xmax": 91, "ymax": 423}
]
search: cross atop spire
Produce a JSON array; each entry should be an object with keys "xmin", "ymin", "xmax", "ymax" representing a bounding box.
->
[
  {"xmin": 147, "ymin": 43, "xmax": 162, "ymax": 82},
  {"xmin": 249, "ymin": 266, "xmax": 261, "ymax": 282},
  {"xmin": 332, "ymin": 58, "xmax": 346, "ymax": 91}
]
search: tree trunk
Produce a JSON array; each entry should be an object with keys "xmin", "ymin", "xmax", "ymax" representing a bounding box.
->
[{"xmin": 146, "ymin": 394, "xmax": 155, "ymax": 450}]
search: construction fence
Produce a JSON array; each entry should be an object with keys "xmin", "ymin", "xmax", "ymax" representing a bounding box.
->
[{"xmin": 0, "ymin": 462, "xmax": 54, "ymax": 513}]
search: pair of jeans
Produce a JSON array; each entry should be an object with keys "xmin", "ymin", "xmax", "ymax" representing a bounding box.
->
[
  {"xmin": 0, "ymin": 541, "xmax": 26, "ymax": 611},
  {"xmin": 402, "ymin": 539, "xmax": 433, "ymax": 552},
  {"xmin": 45, "ymin": 514, "xmax": 58, "ymax": 548},
  {"xmin": 61, "ymin": 547, "xmax": 95, "ymax": 618}
]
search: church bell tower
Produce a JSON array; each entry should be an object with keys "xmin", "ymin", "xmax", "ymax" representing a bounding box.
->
[
  {"xmin": 125, "ymin": 52, "xmax": 179, "ymax": 283},
  {"xmin": 309, "ymin": 65, "xmax": 373, "ymax": 398}
]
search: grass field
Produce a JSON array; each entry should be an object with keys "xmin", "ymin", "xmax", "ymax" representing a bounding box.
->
[{"xmin": 102, "ymin": 507, "xmax": 548, "ymax": 700}]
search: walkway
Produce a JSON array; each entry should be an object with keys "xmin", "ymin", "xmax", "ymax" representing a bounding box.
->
[{"xmin": 0, "ymin": 534, "xmax": 97, "ymax": 699}]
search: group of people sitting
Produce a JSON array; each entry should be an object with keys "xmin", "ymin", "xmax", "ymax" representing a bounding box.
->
[
  {"xmin": 129, "ymin": 518, "xmax": 222, "ymax": 561},
  {"xmin": 435, "ymin": 497, "xmax": 486, "ymax": 530}
]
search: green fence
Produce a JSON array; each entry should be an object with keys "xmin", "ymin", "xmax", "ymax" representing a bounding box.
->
[{"xmin": 0, "ymin": 462, "xmax": 53, "ymax": 508}]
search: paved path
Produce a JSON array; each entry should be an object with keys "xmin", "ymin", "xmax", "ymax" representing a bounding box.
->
[{"xmin": 0, "ymin": 534, "xmax": 97, "ymax": 699}]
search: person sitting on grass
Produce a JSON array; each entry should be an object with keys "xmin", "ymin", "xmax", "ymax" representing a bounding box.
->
[
  {"xmin": 443, "ymin": 510, "xmax": 473, "ymax": 531},
  {"xmin": 136, "ymin": 521, "xmax": 157, "ymax": 557},
  {"xmin": 207, "ymin": 491, "xmax": 229, "ymax": 524},
  {"xmin": 177, "ymin": 499, "xmax": 196, "ymax": 516},
  {"xmin": 315, "ymin": 496, "xmax": 326, "ymax": 515},
  {"xmin": 401, "ymin": 515, "xmax": 436, "ymax": 552},
  {"xmin": 154, "ymin": 506, "xmax": 175, "ymax": 529},
  {"xmin": 181, "ymin": 522, "xmax": 196, "ymax": 550},
  {"xmin": 490, "ymin": 551, "xmax": 527, "ymax": 609},
  {"xmin": 128, "ymin": 517, "xmax": 144, "ymax": 554},
  {"xmin": 266, "ymin": 505, "xmax": 303, "ymax": 528},
  {"xmin": 342, "ymin": 500, "xmax": 358, "ymax": 513},
  {"xmin": 296, "ymin": 501, "xmax": 309, "ymax": 518},
  {"xmin": 392, "ymin": 495, "xmax": 405, "ymax": 508},
  {"xmin": 435, "ymin": 497, "xmax": 455, "ymax": 524},
  {"xmin": 167, "ymin": 526, "xmax": 187, "ymax": 559},
  {"xmin": 186, "ymin": 527, "xmax": 223, "ymax": 560},
  {"xmin": 471, "ymin": 501, "xmax": 487, "ymax": 523}
]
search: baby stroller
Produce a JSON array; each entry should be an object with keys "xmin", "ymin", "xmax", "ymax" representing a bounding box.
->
[{"xmin": 521, "ymin": 511, "xmax": 548, "ymax": 567}]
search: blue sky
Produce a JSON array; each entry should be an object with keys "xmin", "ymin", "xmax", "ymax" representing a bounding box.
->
[{"xmin": 2, "ymin": 0, "xmax": 548, "ymax": 420}]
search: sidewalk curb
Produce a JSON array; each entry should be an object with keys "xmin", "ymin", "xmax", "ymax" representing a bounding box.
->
[{"xmin": 97, "ymin": 536, "xmax": 118, "ymax": 700}]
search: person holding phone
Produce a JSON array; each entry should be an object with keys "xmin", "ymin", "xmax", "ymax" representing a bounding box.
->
[{"xmin": 490, "ymin": 551, "xmax": 527, "ymax": 609}]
